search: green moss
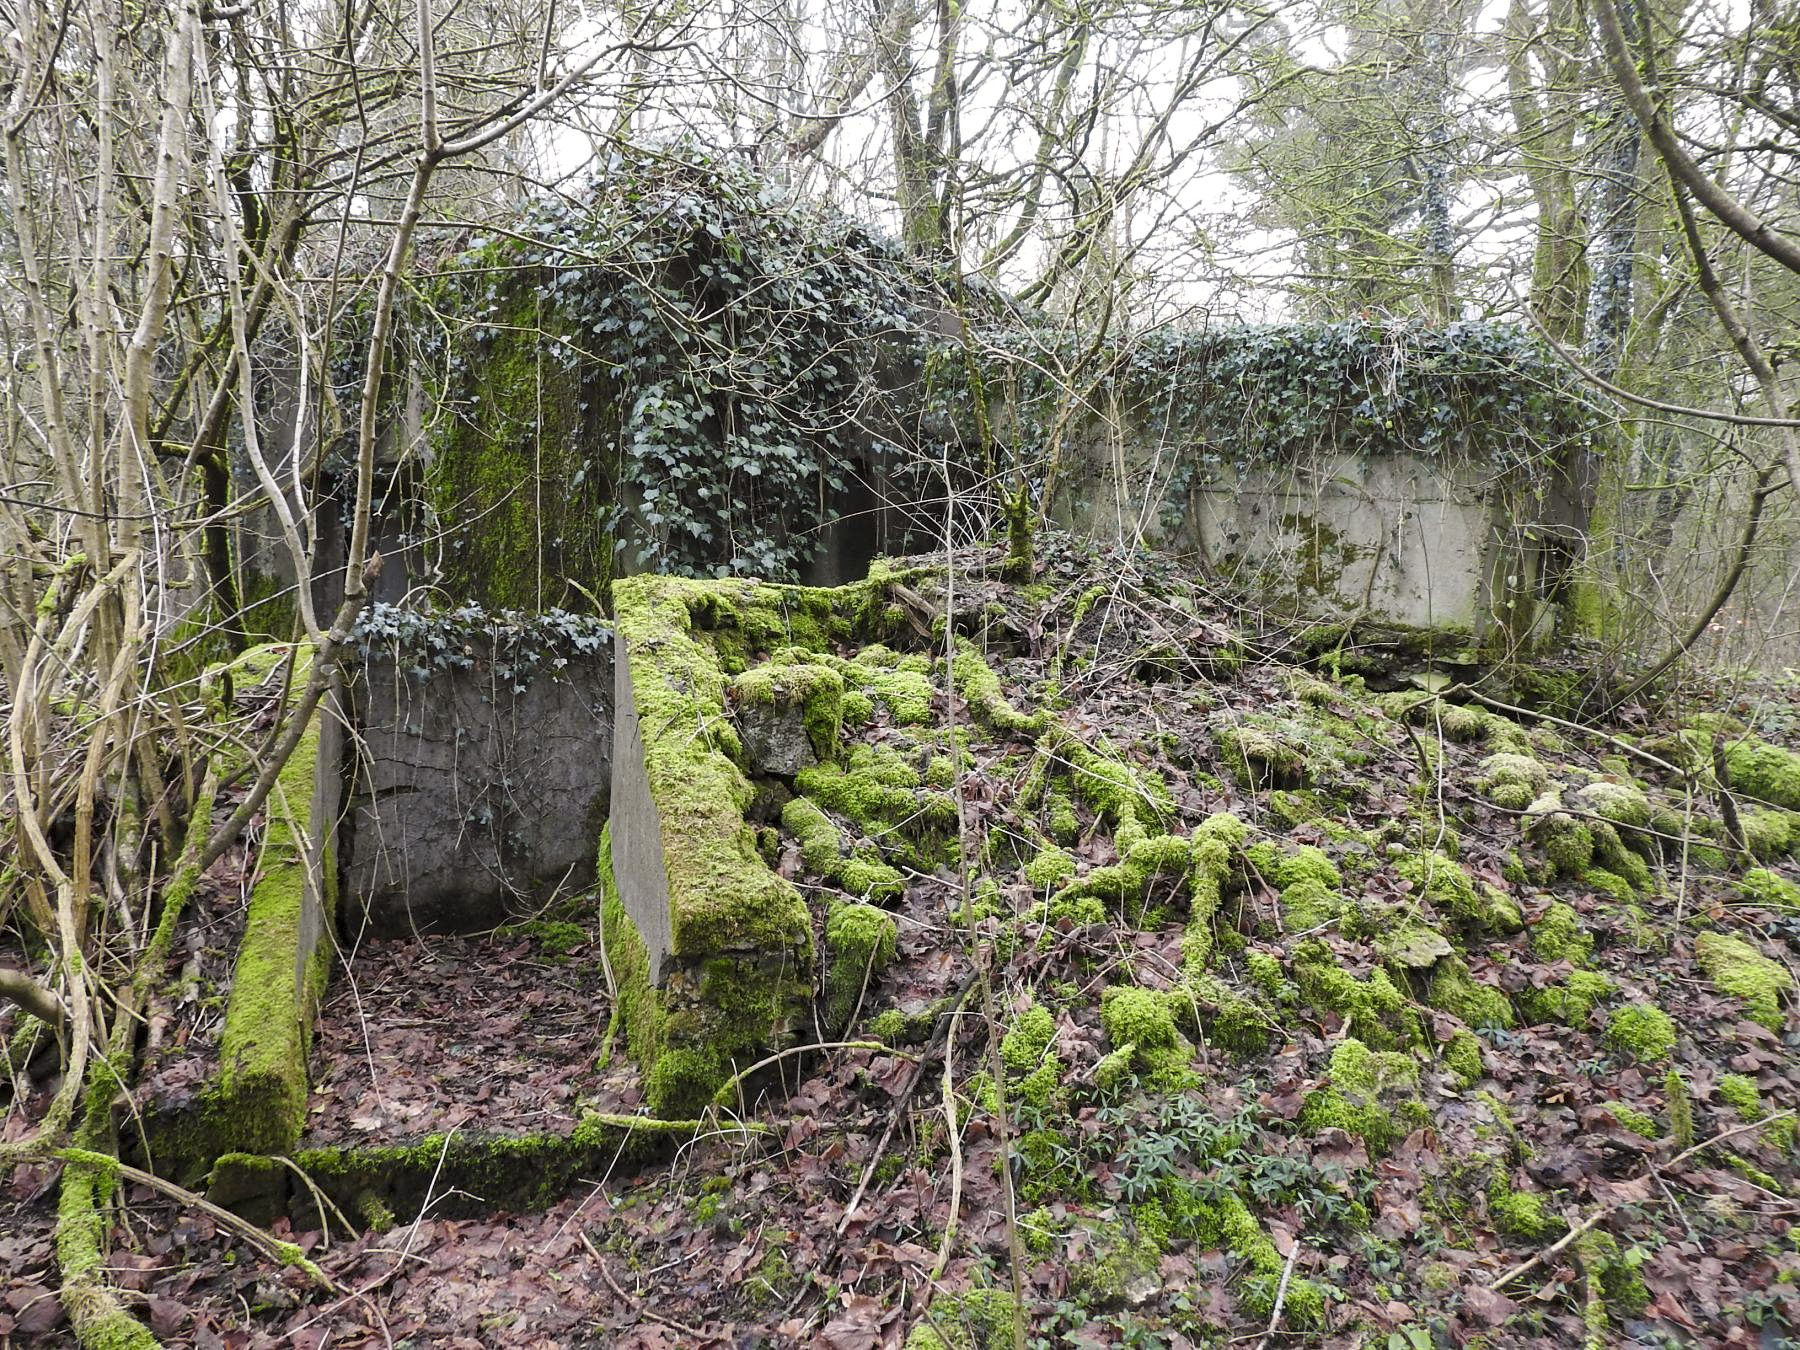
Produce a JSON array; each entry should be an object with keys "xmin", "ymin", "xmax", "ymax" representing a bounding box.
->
[
  {"xmin": 1576, "ymin": 780, "xmax": 1652, "ymax": 830},
  {"xmin": 951, "ymin": 639, "xmax": 1045, "ymax": 734},
  {"xmin": 1474, "ymin": 753, "xmax": 1550, "ymax": 811},
  {"xmin": 904, "ymin": 1287, "xmax": 1019, "ymax": 1350},
  {"xmin": 1722, "ymin": 737, "xmax": 1800, "ymax": 810},
  {"xmin": 150, "ymin": 647, "xmax": 334, "ymax": 1180},
  {"xmin": 824, "ymin": 903, "xmax": 899, "ymax": 1030},
  {"xmin": 1298, "ymin": 1037, "xmax": 1427, "ymax": 1154},
  {"xmin": 1100, "ymin": 985, "xmax": 1193, "ymax": 1088},
  {"xmin": 1695, "ymin": 931, "xmax": 1793, "ymax": 1032},
  {"xmin": 56, "ymin": 1155, "xmax": 163, "ymax": 1350},
  {"xmin": 841, "ymin": 688, "xmax": 875, "ymax": 727},
  {"xmin": 1023, "ymin": 846, "xmax": 1076, "ymax": 890},
  {"xmin": 1059, "ymin": 832, "xmax": 1193, "ymax": 916},
  {"xmin": 429, "ymin": 286, "xmax": 611, "ymax": 610},
  {"xmin": 1214, "ymin": 716, "xmax": 1310, "ymax": 789},
  {"xmin": 1443, "ymin": 1028, "xmax": 1484, "ymax": 1088},
  {"xmin": 1070, "ymin": 1222, "xmax": 1161, "ymax": 1309},
  {"xmin": 1603, "ymin": 1003, "xmax": 1677, "ymax": 1063},
  {"xmin": 1743, "ymin": 810, "xmax": 1799, "ymax": 860},
  {"xmin": 858, "ymin": 665, "xmax": 936, "ymax": 725},
  {"xmin": 1740, "ymin": 867, "xmax": 1800, "ymax": 912},
  {"xmin": 1246, "ymin": 950, "xmax": 1287, "ymax": 1002},
  {"xmin": 1394, "ymin": 850, "xmax": 1522, "ymax": 934},
  {"xmin": 1525, "ymin": 792, "xmax": 1595, "ymax": 877},
  {"xmin": 1530, "ymin": 901, "xmax": 1592, "ymax": 964},
  {"xmin": 1602, "ymin": 1101, "xmax": 1660, "ymax": 1139},
  {"xmin": 1292, "ymin": 940, "xmax": 1424, "ymax": 1049},
  {"xmin": 781, "ymin": 796, "xmax": 904, "ymax": 901},
  {"xmin": 730, "ymin": 660, "xmax": 844, "ymax": 761},
  {"xmin": 795, "ymin": 742, "xmax": 922, "ymax": 827},
  {"xmin": 868, "ymin": 1009, "xmax": 910, "ymax": 1044},
  {"xmin": 1426, "ymin": 957, "xmax": 1515, "ymax": 1030},
  {"xmin": 1517, "ymin": 970, "xmax": 1613, "ymax": 1026},
  {"xmin": 1718, "ymin": 1074, "xmax": 1795, "ymax": 1150},
  {"xmin": 1001, "ymin": 1003, "xmax": 1057, "ymax": 1074},
  {"xmin": 1489, "ymin": 1184, "xmax": 1564, "ymax": 1240}
]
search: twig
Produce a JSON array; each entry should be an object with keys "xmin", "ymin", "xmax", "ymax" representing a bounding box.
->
[
  {"xmin": 585, "ymin": 1229, "xmax": 710, "ymax": 1338},
  {"xmin": 836, "ymin": 970, "xmax": 979, "ymax": 1236},
  {"xmin": 713, "ymin": 1040, "xmax": 920, "ymax": 1116},
  {"xmin": 929, "ymin": 1015, "xmax": 961, "ymax": 1283},
  {"xmin": 59, "ymin": 1150, "xmax": 340, "ymax": 1293},
  {"xmin": 1252, "ymin": 1238, "xmax": 1302, "ymax": 1350},
  {"xmin": 1487, "ymin": 1111, "xmax": 1795, "ymax": 1291}
]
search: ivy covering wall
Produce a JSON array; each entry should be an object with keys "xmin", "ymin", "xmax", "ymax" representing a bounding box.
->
[{"xmin": 404, "ymin": 146, "xmax": 1603, "ymax": 609}]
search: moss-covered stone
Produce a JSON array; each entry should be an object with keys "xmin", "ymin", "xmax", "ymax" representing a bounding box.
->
[
  {"xmin": 1530, "ymin": 901, "xmax": 1593, "ymax": 964},
  {"xmin": 1474, "ymin": 752, "xmax": 1549, "ymax": 810},
  {"xmin": 1426, "ymin": 957, "xmax": 1514, "ymax": 1030},
  {"xmin": 1298, "ymin": 1037, "xmax": 1428, "ymax": 1153},
  {"xmin": 823, "ymin": 903, "xmax": 899, "ymax": 1030},
  {"xmin": 1603, "ymin": 1003, "xmax": 1677, "ymax": 1063},
  {"xmin": 730, "ymin": 659, "xmax": 844, "ymax": 764},
  {"xmin": 1443, "ymin": 1028, "xmax": 1484, "ymax": 1088},
  {"xmin": 1394, "ymin": 850, "xmax": 1522, "ymax": 934},
  {"xmin": 1721, "ymin": 737, "xmax": 1800, "ymax": 810},
  {"xmin": 1740, "ymin": 867, "xmax": 1800, "ymax": 912},
  {"xmin": 1695, "ymin": 931, "xmax": 1793, "ymax": 1032},
  {"xmin": 1741, "ymin": 809, "xmax": 1798, "ymax": 861},
  {"xmin": 1525, "ymin": 791, "xmax": 1594, "ymax": 877},
  {"xmin": 1293, "ymin": 940, "xmax": 1424, "ymax": 1049}
]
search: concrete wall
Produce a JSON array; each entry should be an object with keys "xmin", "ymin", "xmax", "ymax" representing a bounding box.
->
[
  {"xmin": 341, "ymin": 642, "xmax": 613, "ymax": 936},
  {"xmin": 1053, "ymin": 424, "xmax": 1592, "ymax": 647}
]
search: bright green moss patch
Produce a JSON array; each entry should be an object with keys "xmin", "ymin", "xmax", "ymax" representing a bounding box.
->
[
  {"xmin": 1603, "ymin": 1101, "xmax": 1660, "ymax": 1139},
  {"xmin": 1604, "ymin": 1003, "xmax": 1677, "ymax": 1063},
  {"xmin": 951, "ymin": 639, "xmax": 1045, "ymax": 734},
  {"xmin": 1475, "ymin": 752, "xmax": 1548, "ymax": 810},
  {"xmin": 1023, "ymin": 846, "xmax": 1076, "ymax": 890},
  {"xmin": 1394, "ymin": 850, "xmax": 1522, "ymax": 934},
  {"xmin": 1443, "ymin": 1028, "xmax": 1484, "ymax": 1088},
  {"xmin": 1490, "ymin": 1184, "xmax": 1564, "ymax": 1240},
  {"xmin": 1292, "ymin": 940, "xmax": 1423, "ymax": 1049},
  {"xmin": 1531, "ymin": 901, "xmax": 1593, "ymax": 964},
  {"xmin": 781, "ymin": 796, "xmax": 904, "ymax": 901},
  {"xmin": 1695, "ymin": 931, "xmax": 1793, "ymax": 1031},
  {"xmin": 1740, "ymin": 867, "xmax": 1800, "ymax": 912},
  {"xmin": 1001, "ymin": 1003, "xmax": 1056, "ymax": 1074},
  {"xmin": 1100, "ymin": 985, "xmax": 1194, "ymax": 1088},
  {"xmin": 823, "ymin": 903, "xmax": 898, "ymax": 1031},
  {"xmin": 1426, "ymin": 957, "xmax": 1514, "ymax": 1030},
  {"xmin": 1298, "ymin": 1037, "xmax": 1428, "ymax": 1153}
]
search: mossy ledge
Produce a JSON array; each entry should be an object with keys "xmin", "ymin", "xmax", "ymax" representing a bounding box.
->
[
  {"xmin": 604, "ymin": 566, "xmax": 936, "ymax": 1116},
  {"xmin": 142, "ymin": 645, "xmax": 338, "ymax": 1184},
  {"xmin": 206, "ymin": 1113, "xmax": 730, "ymax": 1229}
]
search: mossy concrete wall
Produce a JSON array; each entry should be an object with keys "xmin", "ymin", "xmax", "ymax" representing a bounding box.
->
[
  {"xmin": 145, "ymin": 647, "xmax": 342, "ymax": 1183},
  {"xmin": 1055, "ymin": 440, "xmax": 1591, "ymax": 649},
  {"xmin": 343, "ymin": 641, "xmax": 613, "ymax": 935},
  {"xmin": 604, "ymin": 568, "xmax": 919, "ymax": 1116}
]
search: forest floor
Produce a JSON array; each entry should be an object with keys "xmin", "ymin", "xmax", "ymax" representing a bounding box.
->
[{"xmin": 6, "ymin": 536, "xmax": 1800, "ymax": 1350}]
